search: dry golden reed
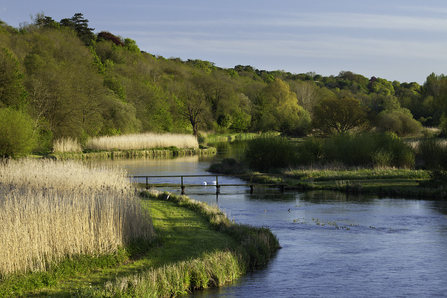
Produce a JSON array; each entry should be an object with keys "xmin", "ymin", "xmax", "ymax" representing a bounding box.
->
[
  {"xmin": 86, "ymin": 133, "xmax": 199, "ymax": 151},
  {"xmin": 53, "ymin": 137, "xmax": 83, "ymax": 153},
  {"xmin": 0, "ymin": 158, "xmax": 154, "ymax": 277}
]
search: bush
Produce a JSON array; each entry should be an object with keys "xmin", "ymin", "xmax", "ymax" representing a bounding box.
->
[
  {"xmin": 0, "ymin": 108, "xmax": 36, "ymax": 157},
  {"xmin": 243, "ymin": 136, "xmax": 297, "ymax": 172},
  {"xmin": 376, "ymin": 109, "xmax": 422, "ymax": 136}
]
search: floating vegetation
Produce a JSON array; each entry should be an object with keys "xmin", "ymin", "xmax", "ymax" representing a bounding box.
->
[{"xmin": 292, "ymin": 217, "xmax": 407, "ymax": 232}]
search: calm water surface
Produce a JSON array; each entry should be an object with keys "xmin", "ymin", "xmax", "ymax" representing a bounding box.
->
[{"xmin": 99, "ymin": 141, "xmax": 447, "ymax": 297}]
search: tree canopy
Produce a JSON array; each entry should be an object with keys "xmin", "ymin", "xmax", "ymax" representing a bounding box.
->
[
  {"xmin": 0, "ymin": 13, "xmax": 444, "ymax": 155},
  {"xmin": 312, "ymin": 95, "xmax": 371, "ymax": 135}
]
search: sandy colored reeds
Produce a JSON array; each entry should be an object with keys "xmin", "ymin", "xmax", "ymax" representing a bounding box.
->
[
  {"xmin": 0, "ymin": 158, "xmax": 154, "ymax": 277},
  {"xmin": 53, "ymin": 137, "xmax": 83, "ymax": 153},
  {"xmin": 85, "ymin": 133, "xmax": 199, "ymax": 151}
]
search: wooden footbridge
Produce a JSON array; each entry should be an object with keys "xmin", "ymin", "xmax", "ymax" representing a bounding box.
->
[{"xmin": 130, "ymin": 174, "xmax": 288, "ymax": 194}]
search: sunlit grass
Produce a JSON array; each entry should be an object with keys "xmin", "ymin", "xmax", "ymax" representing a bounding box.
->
[
  {"xmin": 0, "ymin": 158, "xmax": 154, "ymax": 278},
  {"xmin": 52, "ymin": 137, "xmax": 82, "ymax": 153},
  {"xmin": 85, "ymin": 133, "xmax": 198, "ymax": 151},
  {"xmin": 283, "ymin": 166, "xmax": 430, "ymax": 181}
]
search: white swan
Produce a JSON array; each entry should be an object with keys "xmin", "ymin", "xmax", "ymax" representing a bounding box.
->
[
  {"xmin": 211, "ymin": 181, "xmax": 217, "ymax": 185},
  {"xmin": 202, "ymin": 181, "xmax": 207, "ymax": 185}
]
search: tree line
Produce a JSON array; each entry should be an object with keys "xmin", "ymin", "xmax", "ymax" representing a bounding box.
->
[{"xmin": 1, "ymin": 13, "xmax": 447, "ymax": 156}]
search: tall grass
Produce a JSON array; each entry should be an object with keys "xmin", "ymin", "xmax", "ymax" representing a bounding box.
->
[
  {"xmin": 86, "ymin": 133, "xmax": 199, "ymax": 151},
  {"xmin": 242, "ymin": 133, "xmax": 415, "ymax": 172},
  {"xmin": 298, "ymin": 132, "xmax": 415, "ymax": 168},
  {"xmin": 244, "ymin": 136, "xmax": 298, "ymax": 172},
  {"xmin": 52, "ymin": 137, "xmax": 83, "ymax": 153},
  {"xmin": 417, "ymin": 137, "xmax": 447, "ymax": 183},
  {"xmin": 0, "ymin": 159, "xmax": 154, "ymax": 277}
]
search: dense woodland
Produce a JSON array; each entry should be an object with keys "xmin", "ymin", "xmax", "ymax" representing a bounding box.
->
[{"xmin": 1, "ymin": 13, "xmax": 447, "ymax": 156}]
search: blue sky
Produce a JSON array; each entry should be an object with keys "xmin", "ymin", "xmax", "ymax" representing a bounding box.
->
[{"xmin": 1, "ymin": 0, "xmax": 446, "ymax": 84}]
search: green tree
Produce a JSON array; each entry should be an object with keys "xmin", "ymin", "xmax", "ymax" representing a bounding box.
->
[
  {"xmin": 124, "ymin": 38, "xmax": 140, "ymax": 53},
  {"xmin": 0, "ymin": 108, "xmax": 36, "ymax": 157},
  {"xmin": 370, "ymin": 77, "xmax": 395, "ymax": 97},
  {"xmin": 313, "ymin": 95, "xmax": 371, "ymax": 135},
  {"xmin": 177, "ymin": 81, "xmax": 211, "ymax": 136},
  {"xmin": 0, "ymin": 47, "xmax": 28, "ymax": 109},
  {"xmin": 60, "ymin": 13, "xmax": 95, "ymax": 46},
  {"xmin": 255, "ymin": 79, "xmax": 310, "ymax": 135}
]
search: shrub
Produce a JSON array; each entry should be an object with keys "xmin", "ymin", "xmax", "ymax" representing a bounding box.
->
[
  {"xmin": 376, "ymin": 109, "xmax": 422, "ymax": 136},
  {"xmin": 243, "ymin": 136, "xmax": 297, "ymax": 172},
  {"xmin": 0, "ymin": 108, "xmax": 36, "ymax": 158}
]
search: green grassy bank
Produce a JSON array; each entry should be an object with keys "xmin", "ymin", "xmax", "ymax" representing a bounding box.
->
[
  {"xmin": 49, "ymin": 147, "xmax": 216, "ymax": 160},
  {"xmin": 200, "ymin": 133, "xmax": 267, "ymax": 144},
  {"xmin": 1, "ymin": 190, "xmax": 279, "ymax": 297},
  {"xmin": 243, "ymin": 167, "xmax": 446, "ymax": 199}
]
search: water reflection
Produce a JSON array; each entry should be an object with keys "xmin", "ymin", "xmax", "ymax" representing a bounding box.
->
[{"xmin": 93, "ymin": 141, "xmax": 447, "ymax": 297}]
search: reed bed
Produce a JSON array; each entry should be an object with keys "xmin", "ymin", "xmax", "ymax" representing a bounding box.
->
[
  {"xmin": 52, "ymin": 137, "xmax": 82, "ymax": 153},
  {"xmin": 85, "ymin": 133, "xmax": 199, "ymax": 151},
  {"xmin": 0, "ymin": 158, "xmax": 154, "ymax": 277}
]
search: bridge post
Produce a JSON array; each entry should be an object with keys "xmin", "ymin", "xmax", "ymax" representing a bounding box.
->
[{"xmin": 181, "ymin": 176, "xmax": 185, "ymax": 194}]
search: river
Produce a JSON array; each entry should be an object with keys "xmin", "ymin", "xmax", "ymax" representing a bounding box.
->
[{"xmin": 99, "ymin": 141, "xmax": 447, "ymax": 297}]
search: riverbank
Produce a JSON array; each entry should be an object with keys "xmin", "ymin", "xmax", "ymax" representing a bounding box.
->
[
  {"xmin": 258, "ymin": 169, "xmax": 447, "ymax": 199},
  {"xmin": 1, "ymin": 190, "xmax": 279, "ymax": 297},
  {"xmin": 200, "ymin": 132, "xmax": 269, "ymax": 144},
  {"xmin": 209, "ymin": 158, "xmax": 447, "ymax": 199},
  {"xmin": 48, "ymin": 147, "xmax": 216, "ymax": 160}
]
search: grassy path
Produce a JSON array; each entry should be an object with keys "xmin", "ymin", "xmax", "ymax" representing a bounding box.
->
[{"xmin": 138, "ymin": 197, "xmax": 238, "ymax": 268}]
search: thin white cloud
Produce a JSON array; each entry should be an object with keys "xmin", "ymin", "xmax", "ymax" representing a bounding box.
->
[
  {"xmin": 133, "ymin": 32, "xmax": 447, "ymax": 62},
  {"xmin": 266, "ymin": 13, "xmax": 447, "ymax": 31},
  {"xmin": 398, "ymin": 5, "xmax": 447, "ymax": 14},
  {"xmin": 111, "ymin": 12, "xmax": 447, "ymax": 32}
]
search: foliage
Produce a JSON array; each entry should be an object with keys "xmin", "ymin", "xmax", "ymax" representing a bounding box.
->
[
  {"xmin": 0, "ymin": 47, "xmax": 28, "ymax": 109},
  {"xmin": 2, "ymin": 15, "xmax": 447, "ymax": 153},
  {"xmin": 376, "ymin": 108, "xmax": 422, "ymax": 136},
  {"xmin": 254, "ymin": 78, "xmax": 311, "ymax": 136},
  {"xmin": 60, "ymin": 13, "xmax": 96, "ymax": 46},
  {"xmin": 243, "ymin": 136, "xmax": 298, "ymax": 172},
  {"xmin": 297, "ymin": 132, "xmax": 415, "ymax": 168},
  {"xmin": 97, "ymin": 31, "xmax": 124, "ymax": 47},
  {"xmin": 312, "ymin": 95, "xmax": 371, "ymax": 135},
  {"xmin": 417, "ymin": 137, "xmax": 447, "ymax": 183},
  {"xmin": 0, "ymin": 108, "xmax": 36, "ymax": 157}
]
